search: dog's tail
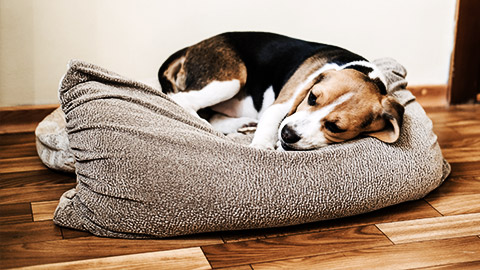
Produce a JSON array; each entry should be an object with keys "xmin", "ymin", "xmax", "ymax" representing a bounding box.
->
[{"xmin": 158, "ymin": 47, "xmax": 188, "ymax": 94}]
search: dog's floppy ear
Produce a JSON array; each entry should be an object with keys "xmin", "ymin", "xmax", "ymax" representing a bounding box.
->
[
  {"xmin": 366, "ymin": 96, "xmax": 404, "ymax": 143},
  {"xmin": 287, "ymin": 74, "xmax": 325, "ymax": 116}
]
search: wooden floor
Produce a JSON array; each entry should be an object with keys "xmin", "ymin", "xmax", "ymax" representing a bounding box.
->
[{"xmin": 1, "ymin": 105, "xmax": 479, "ymax": 270}]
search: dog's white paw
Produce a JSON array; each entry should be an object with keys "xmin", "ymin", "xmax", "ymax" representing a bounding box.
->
[{"xmin": 249, "ymin": 141, "xmax": 276, "ymax": 150}]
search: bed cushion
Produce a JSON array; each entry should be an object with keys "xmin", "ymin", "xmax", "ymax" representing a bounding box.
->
[
  {"xmin": 35, "ymin": 107, "xmax": 75, "ymax": 173},
  {"xmin": 51, "ymin": 58, "xmax": 450, "ymax": 238}
]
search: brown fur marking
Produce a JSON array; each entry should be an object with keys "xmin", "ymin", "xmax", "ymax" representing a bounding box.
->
[
  {"xmin": 181, "ymin": 36, "xmax": 247, "ymax": 91},
  {"xmin": 293, "ymin": 69, "xmax": 396, "ymax": 142},
  {"xmin": 164, "ymin": 56, "xmax": 186, "ymax": 93}
]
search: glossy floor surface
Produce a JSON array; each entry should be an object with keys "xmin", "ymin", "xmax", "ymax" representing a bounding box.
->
[{"xmin": 0, "ymin": 105, "xmax": 479, "ymax": 269}]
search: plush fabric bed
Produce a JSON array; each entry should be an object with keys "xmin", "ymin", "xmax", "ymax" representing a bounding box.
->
[{"xmin": 36, "ymin": 58, "xmax": 450, "ymax": 238}]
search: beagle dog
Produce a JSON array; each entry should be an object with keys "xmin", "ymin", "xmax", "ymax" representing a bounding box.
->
[{"xmin": 158, "ymin": 32, "xmax": 404, "ymax": 151}]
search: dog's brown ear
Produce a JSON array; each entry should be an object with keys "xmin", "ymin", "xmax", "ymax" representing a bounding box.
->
[{"xmin": 366, "ymin": 96, "xmax": 404, "ymax": 143}]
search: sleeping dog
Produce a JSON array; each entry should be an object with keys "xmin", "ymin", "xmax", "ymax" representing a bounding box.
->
[{"xmin": 158, "ymin": 32, "xmax": 404, "ymax": 151}]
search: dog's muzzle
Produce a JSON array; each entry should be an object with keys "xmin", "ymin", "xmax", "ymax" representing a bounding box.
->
[{"xmin": 280, "ymin": 125, "xmax": 301, "ymax": 151}]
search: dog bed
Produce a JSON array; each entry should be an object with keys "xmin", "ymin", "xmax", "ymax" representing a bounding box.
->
[{"xmin": 38, "ymin": 58, "xmax": 450, "ymax": 238}]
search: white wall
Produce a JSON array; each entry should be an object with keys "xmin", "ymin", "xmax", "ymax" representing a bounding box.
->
[{"xmin": 0, "ymin": 0, "xmax": 456, "ymax": 106}]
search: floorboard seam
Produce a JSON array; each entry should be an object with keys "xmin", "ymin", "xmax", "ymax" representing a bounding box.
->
[
  {"xmin": 423, "ymin": 198, "xmax": 444, "ymax": 217},
  {"xmin": 374, "ymin": 224, "xmax": 396, "ymax": 245}
]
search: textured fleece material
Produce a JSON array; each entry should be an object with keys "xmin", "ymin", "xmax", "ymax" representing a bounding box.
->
[{"xmin": 46, "ymin": 58, "xmax": 450, "ymax": 238}]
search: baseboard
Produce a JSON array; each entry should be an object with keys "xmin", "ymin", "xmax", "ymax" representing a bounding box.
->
[
  {"xmin": 407, "ymin": 84, "xmax": 448, "ymax": 108},
  {"xmin": 0, "ymin": 104, "xmax": 59, "ymax": 134}
]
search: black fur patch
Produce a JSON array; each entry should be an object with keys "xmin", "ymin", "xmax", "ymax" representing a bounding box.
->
[
  {"xmin": 373, "ymin": 78, "xmax": 387, "ymax": 95},
  {"xmin": 158, "ymin": 47, "xmax": 188, "ymax": 93},
  {"xmin": 345, "ymin": 65, "xmax": 374, "ymax": 75},
  {"xmin": 222, "ymin": 32, "xmax": 337, "ymax": 111}
]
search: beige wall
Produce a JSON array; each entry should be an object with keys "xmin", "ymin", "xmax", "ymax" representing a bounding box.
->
[{"xmin": 0, "ymin": 0, "xmax": 456, "ymax": 106}]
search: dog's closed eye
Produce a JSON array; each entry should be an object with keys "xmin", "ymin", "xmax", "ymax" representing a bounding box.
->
[
  {"xmin": 308, "ymin": 92, "xmax": 317, "ymax": 106},
  {"xmin": 324, "ymin": 121, "xmax": 346, "ymax": 133}
]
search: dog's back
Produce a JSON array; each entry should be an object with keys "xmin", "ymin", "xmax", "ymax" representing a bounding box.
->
[{"xmin": 158, "ymin": 32, "xmax": 366, "ymax": 103}]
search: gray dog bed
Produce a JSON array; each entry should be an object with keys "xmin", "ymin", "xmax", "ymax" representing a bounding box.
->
[{"xmin": 38, "ymin": 58, "xmax": 450, "ymax": 238}]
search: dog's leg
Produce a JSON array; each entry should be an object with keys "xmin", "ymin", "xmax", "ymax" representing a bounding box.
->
[
  {"xmin": 209, "ymin": 113, "xmax": 258, "ymax": 134},
  {"xmin": 168, "ymin": 80, "xmax": 242, "ymax": 118},
  {"xmin": 249, "ymin": 103, "xmax": 291, "ymax": 150}
]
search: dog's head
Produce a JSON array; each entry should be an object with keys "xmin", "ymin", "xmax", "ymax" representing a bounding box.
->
[{"xmin": 279, "ymin": 68, "xmax": 404, "ymax": 151}]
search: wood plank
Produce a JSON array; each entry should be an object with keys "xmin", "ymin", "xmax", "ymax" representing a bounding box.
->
[
  {"xmin": 433, "ymin": 126, "xmax": 464, "ymax": 148},
  {"xmin": 376, "ymin": 213, "xmax": 480, "ymax": 244},
  {"xmin": 442, "ymin": 148, "xmax": 480, "ymax": 163},
  {"xmin": 14, "ymin": 247, "xmax": 211, "ymax": 270},
  {"xmin": 0, "ymin": 156, "xmax": 47, "ymax": 174},
  {"xmin": 60, "ymin": 227, "xmax": 93, "ymax": 239},
  {"xmin": 31, "ymin": 201, "xmax": 58, "ymax": 221},
  {"xmin": 202, "ymin": 225, "xmax": 392, "ymax": 268},
  {"xmin": 252, "ymin": 236, "xmax": 480, "ymax": 270},
  {"xmin": 0, "ymin": 183, "xmax": 75, "ymax": 204},
  {"xmin": 0, "ymin": 170, "xmax": 76, "ymax": 189},
  {"xmin": 0, "ymin": 142, "xmax": 38, "ymax": 159},
  {"xmin": 419, "ymin": 260, "xmax": 480, "ymax": 270},
  {"xmin": 449, "ymin": 162, "xmax": 480, "ymax": 178},
  {"xmin": 0, "ymin": 220, "xmax": 62, "ymax": 246},
  {"xmin": 0, "ymin": 132, "xmax": 35, "ymax": 146},
  {"xmin": 0, "ymin": 233, "xmax": 222, "ymax": 269},
  {"xmin": 426, "ymin": 194, "xmax": 480, "ymax": 215},
  {"xmin": 216, "ymin": 265, "xmax": 253, "ymax": 270},
  {"xmin": 425, "ymin": 104, "xmax": 480, "ymax": 115},
  {"xmin": 437, "ymin": 133, "xmax": 480, "ymax": 149},
  {"xmin": 0, "ymin": 202, "xmax": 32, "ymax": 225},
  {"xmin": 427, "ymin": 176, "xmax": 480, "ymax": 198},
  {"xmin": 427, "ymin": 109, "xmax": 478, "ymax": 124},
  {"xmin": 264, "ymin": 199, "xmax": 440, "ymax": 238},
  {"xmin": 445, "ymin": 120, "xmax": 480, "ymax": 136},
  {"xmin": 0, "ymin": 104, "xmax": 58, "ymax": 134}
]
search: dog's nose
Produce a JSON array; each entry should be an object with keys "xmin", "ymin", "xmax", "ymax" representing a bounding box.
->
[{"xmin": 281, "ymin": 125, "xmax": 301, "ymax": 144}]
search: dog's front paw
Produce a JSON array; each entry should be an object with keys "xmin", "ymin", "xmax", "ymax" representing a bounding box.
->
[
  {"xmin": 237, "ymin": 122, "xmax": 258, "ymax": 134},
  {"xmin": 249, "ymin": 141, "xmax": 276, "ymax": 150}
]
